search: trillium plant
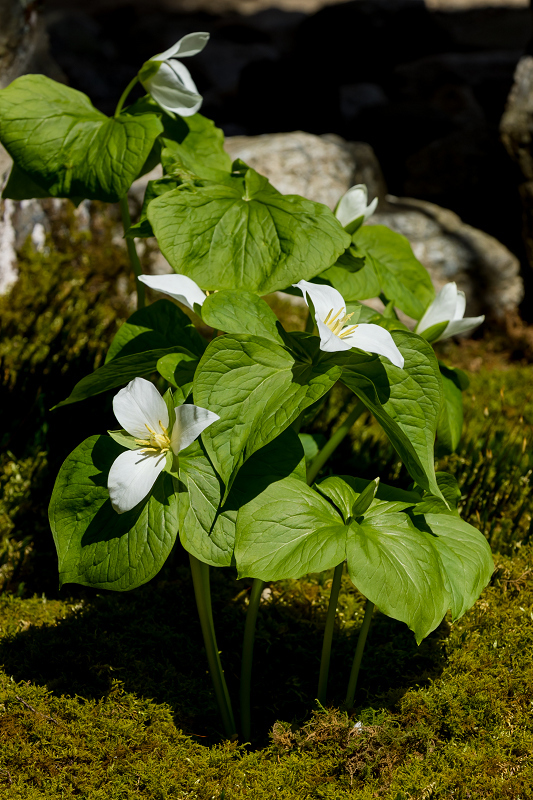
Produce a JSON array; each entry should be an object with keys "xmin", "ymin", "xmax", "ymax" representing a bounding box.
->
[{"xmin": 0, "ymin": 34, "xmax": 493, "ymax": 741}]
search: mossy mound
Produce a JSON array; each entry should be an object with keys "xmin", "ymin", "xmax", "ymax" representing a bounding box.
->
[{"xmin": 0, "ymin": 546, "xmax": 531, "ymax": 798}]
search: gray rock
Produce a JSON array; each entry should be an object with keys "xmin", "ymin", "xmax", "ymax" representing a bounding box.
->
[{"xmin": 368, "ymin": 196, "xmax": 523, "ymax": 320}]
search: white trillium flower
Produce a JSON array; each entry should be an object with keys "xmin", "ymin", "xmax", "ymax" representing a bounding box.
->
[
  {"xmin": 138, "ymin": 32, "xmax": 209, "ymax": 117},
  {"xmin": 139, "ymin": 273, "xmax": 207, "ymax": 312},
  {"xmin": 108, "ymin": 377, "xmax": 219, "ymax": 514},
  {"xmin": 293, "ymin": 280, "xmax": 404, "ymax": 368},
  {"xmin": 415, "ymin": 282, "xmax": 485, "ymax": 343},
  {"xmin": 335, "ymin": 184, "xmax": 378, "ymax": 231}
]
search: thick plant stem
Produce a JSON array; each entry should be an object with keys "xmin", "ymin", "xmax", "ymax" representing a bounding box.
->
[
  {"xmin": 240, "ymin": 578, "xmax": 264, "ymax": 742},
  {"xmin": 307, "ymin": 400, "xmax": 366, "ymax": 484},
  {"xmin": 316, "ymin": 562, "xmax": 344, "ymax": 706},
  {"xmin": 114, "ymin": 75, "xmax": 139, "ymax": 117},
  {"xmin": 345, "ymin": 599, "xmax": 375, "ymax": 709},
  {"xmin": 189, "ymin": 555, "xmax": 237, "ymax": 739},
  {"xmin": 119, "ymin": 196, "xmax": 145, "ymax": 309}
]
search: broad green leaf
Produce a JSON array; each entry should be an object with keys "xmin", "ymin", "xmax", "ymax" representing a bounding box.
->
[
  {"xmin": 161, "ymin": 113, "xmax": 231, "ymax": 180},
  {"xmin": 339, "ymin": 475, "xmax": 421, "ymax": 505},
  {"xmin": 340, "ymin": 331, "xmax": 444, "ymax": 499},
  {"xmin": 415, "ymin": 513, "xmax": 494, "ymax": 620},
  {"xmin": 193, "ymin": 334, "xmax": 342, "ymax": 494},
  {"xmin": 49, "ymin": 435, "xmax": 178, "ymax": 591},
  {"xmin": 176, "ymin": 439, "xmax": 232, "ymax": 567},
  {"xmin": 315, "ymin": 476, "xmax": 359, "ymax": 522},
  {"xmin": 201, "ymin": 290, "xmax": 285, "ymax": 344},
  {"xmin": 323, "ymin": 225, "xmax": 435, "ymax": 320},
  {"xmin": 3, "ymin": 162, "xmax": 51, "ymax": 200},
  {"xmin": 106, "ymin": 299, "xmax": 206, "ymax": 363},
  {"xmin": 147, "ymin": 166, "xmax": 350, "ymax": 294},
  {"xmin": 235, "ymin": 476, "xmax": 347, "ymax": 580},
  {"xmin": 435, "ymin": 364, "xmax": 465, "ymax": 456},
  {"xmin": 346, "ymin": 510, "xmax": 450, "ymax": 643},
  {"xmin": 298, "ymin": 432, "xmax": 326, "ymax": 465},
  {"xmin": 415, "ymin": 472, "xmax": 461, "ymax": 516},
  {"xmin": 0, "ymin": 75, "xmax": 163, "ymax": 202},
  {"xmin": 156, "ymin": 352, "xmax": 197, "ymax": 395},
  {"xmin": 54, "ymin": 346, "xmax": 195, "ymax": 408},
  {"xmin": 128, "ymin": 176, "xmax": 182, "ymax": 238}
]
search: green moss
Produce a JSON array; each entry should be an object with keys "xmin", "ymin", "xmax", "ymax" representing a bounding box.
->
[{"xmin": 0, "ymin": 548, "xmax": 531, "ymax": 797}]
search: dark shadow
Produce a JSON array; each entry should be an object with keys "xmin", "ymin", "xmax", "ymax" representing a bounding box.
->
[{"xmin": 0, "ymin": 557, "xmax": 449, "ymax": 745}]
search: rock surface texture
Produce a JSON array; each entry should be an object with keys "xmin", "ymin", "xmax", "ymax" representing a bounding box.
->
[
  {"xmin": 369, "ymin": 197, "xmax": 523, "ymax": 320},
  {"xmin": 501, "ymin": 56, "xmax": 533, "ymax": 279}
]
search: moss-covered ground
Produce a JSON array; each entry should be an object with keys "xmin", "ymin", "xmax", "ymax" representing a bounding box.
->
[{"xmin": 1, "ymin": 221, "xmax": 533, "ymax": 797}]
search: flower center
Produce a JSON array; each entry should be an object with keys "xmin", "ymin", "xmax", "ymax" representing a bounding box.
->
[
  {"xmin": 135, "ymin": 422, "xmax": 171, "ymax": 453},
  {"xmin": 323, "ymin": 308, "xmax": 359, "ymax": 339}
]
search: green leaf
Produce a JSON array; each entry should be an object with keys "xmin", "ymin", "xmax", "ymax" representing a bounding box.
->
[
  {"xmin": 414, "ymin": 472, "xmax": 462, "ymax": 516},
  {"xmin": 337, "ymin": 475, "xmax": 421, "ymax": 505},
  {"xmin": 340, "ymin": 331, "xmax": 444, "ymax": 499},
  {"xmin": 161, "ymin": 113, "xmax": 231, "ymax": 180},
  {"xmin": 54, "ymin": 347, "xmax": 195, "ymax": 408},
  {"xmin": 49, "ymin": 435, "xmax": 178, "ymax": 591},
  {"xmin": 176, "ymin": 439, "xmax": 232, "ymax": 567},
  {"xmin": 235, "ymin": 476, "xmax": 347, "ymax": 580},
  {"xmin": 193, "ymin": 334, "xmax": 342, "ymax": 494},
  {"xmin": 315, "ymin": 476, "xmax": 359, "ymax": 522},
  {"xmin": 127, "ymin": 176, "xmax": 182, "ymax": 238},
  {"xmin": 0, "ymin": 75, "xmax": 163, "ymax": 202},
  {"xmin": 346, "ymin": 509, "xmax": 450, "ymax": 643},
  {"xmin": 3, "ymin": 162, "xmax": 51, "ymax": 200},
  {"xmin": 298, "ymin": 432, "xmax": 326, "ymax": 465},
  {"xmin": 435, "ymin": 364, "xmax": 465, "ymax": 456},
  {"xmin": 147, "ymin": 166, "xmax": 350, "ymax": 294},
  {"xmin": 323, "ymin": 226, "xmax": 435, "ymax": 320},
  {"xmin": 201, "ymin": 291, "xmax": 285, "ymax": 344},
  {"xmin": 413, "ymin": 513, "xmax": 494, "ymax": 620},
  {"xmin": 106, "ymin": 299, "xmax": 206, "ymax": 363},
  {"xmin": 156, "ymin": 352, "xmax": 197, "ymax": 396},
  {"xmin": 107, "ymin": 430, "xmax": 139, "ymax": 450}
]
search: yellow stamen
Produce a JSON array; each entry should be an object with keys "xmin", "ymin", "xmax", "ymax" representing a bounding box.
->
[
  {"xmin": 135, "ymin": 421, "xmax": 171, "ymax": 453},
  {"xmin": 323, "ymin": 307, "xmax": 358, "ymax": 339}
]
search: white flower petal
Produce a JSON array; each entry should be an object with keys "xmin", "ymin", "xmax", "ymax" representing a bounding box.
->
[
  {"xmin": 335, "ymin": 185, "xmax": 369, "ymax": 228},
  {"xmin": 439, "ymin": 316, "xmax": 485, "ymax": 341},
  {"xmin": 365, "ymin": 196, "xmax": 378, "ymax": 220},
  {"xmin": 144, "ymin": 61, "xmax": 202, "ymax": 116},
  {"xmin": 107, "ymin": 450, "xmax": 166, "ymax": 514},
  {"xmin": 170, "ymin": 404, "xmax": 220, "ymax": 454},
  {"xmin": 108, "ymin": 448, "xmax": 166, "ymax": 514},
  {"xmin": 293, "ymin": 280, "xmax": 346, "ymax": 324},
  {"xmin": 416, "ymin": 283, "xmax": 459, "ymax": 333},
  {"xmin": 316, "ymin": 317, "xmax": 352, "ymax": 352},
  {"xmin": 154, "ymin": 32, "xmax": 210, "ymax": 61},
  {"xmin": 113, "ymin": 378, "xmax": 169, "ymax": 439},
  {"xmin": 342, "ymin": 323, "xmax": 405, "ymax": 368},
  {"xmin": 138, "ymin": 274, "xmax": 206, "ymax": 311},
  {"xmin": 453, "ymin": 290, "xmax": 466, "ymax": 321}
]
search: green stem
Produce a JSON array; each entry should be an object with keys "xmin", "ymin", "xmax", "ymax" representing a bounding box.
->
[
  {"xmin": 189, "ymin": 555, "xmax": 236, "ymax": 739},
  {"xmin": 316, "ymin": 562, "xmax": 344, "ymax": 706},
  {"xmin": 240, "ymin": 578, "xmax": 264, "ymax": 742},
  {"xmin": 306, "ymin": 400, "xmax": 366, "ymax": 485},
  {"xmin": 345, "ymin": 599, "xmax": 374, "ymax": 709},
  {"xmin": 114, "ymin": 75, "xmax": 139, "ymax": 117},
  {"xmin": 119, "ymin": 195, "xmax": 145, "ymax": 309}
]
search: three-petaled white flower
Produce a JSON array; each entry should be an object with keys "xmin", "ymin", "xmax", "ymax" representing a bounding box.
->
[
  {"xmin": 139, "ymin": 273, "xmax": 207, "ymax": 312},
  {"xmin": 293, "ymin": 280, "xmax": 404, "ymax": 368},
  {"xmin": 415, "ymin": 282, "xmax": 484, "ymax": 343},
  {"xmin": 108, "ymin": 377, "xmax": 219, "ymax": 514},
  {"xmin": 138, "ymin": 32, "xmax": 209, "ymax": 117},
  {"xmin": 335, "ymin": 184, "xmax": 378, "ymax": 232}
]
